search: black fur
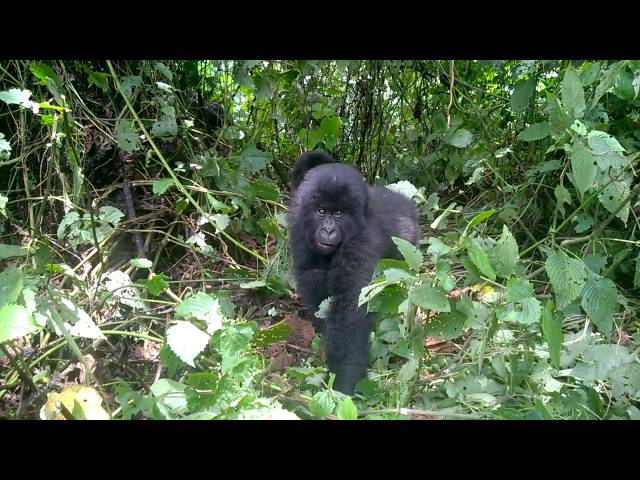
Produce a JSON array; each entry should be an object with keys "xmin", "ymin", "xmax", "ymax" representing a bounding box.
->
[{"xmin": 288, "ymin": 151, "xmax": 419, "ymax": 394}]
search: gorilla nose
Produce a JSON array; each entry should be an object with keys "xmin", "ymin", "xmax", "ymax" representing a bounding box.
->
[{"xmin": 319, "ymin": 228, "xmax": 338, "ymax": 244}]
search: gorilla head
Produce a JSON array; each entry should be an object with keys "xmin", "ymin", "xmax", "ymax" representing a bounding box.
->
[
  {"xmin": 288, "ymin": 151, "xmax": 419, "ymax": 395},
  {"xmin": 296, "ymin": 163, "xmax": 369, "ymax": 255}
]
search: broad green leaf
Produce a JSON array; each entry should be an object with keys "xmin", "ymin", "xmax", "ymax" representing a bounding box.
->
[
  {"xmin": 309, "ymin": 391, "xmax": 335, "ymax": 418},
  {"xmin": 142, "ymin": 274, "xmax": 169, "ymax": 296},
  {"xmin": 150, "ymin": 378, "xmax": 188, "ymax": 417},
  {"xmin": 409, "ymin": 284, "xmax": 451, "ymax": 312},
  {"xmin": 0, "ymin": 267, "xmax": 23, "ymax": 307},
  {"xmin": 505, "ymin": 277, "xmax": 534, "ymax": 302},
  {"xmin": 435, "ymin": 259, "xmax": 456, "ymax": 292},
  {"xmin": 465, "ymin": 239, "xmax": 496, "ymax": 281},
  {"xmin": 392, "ymin": 237, "xmax": 422, "ymax": 272},
  {"xmin": 588, "ymin": 130, "xmax": 627, "ymax": 172},
  {"xmin": 335, "ymin": 397, "xmax": 358, "ymax": 420},
  {"xmin": 425, "ymin": 309, "xmax": 466, "ymax": 339},
  {"xmin": 320, "ymin": 115, "xmax": 341, "ymax": 149},
  {"xmin": 0, "ymin": 304, "xmax": 40, "ymax": 342},
  {"xmin": 581, "ymin": 275, "xmax": 618, "ymax": 338},
  {"xmin": 496, "ymin": 297, "xmax": 541, "ymax": 325},
  {"xmin": 0, "ymin": 244, "xmax": 27, "ymax": 259},
  {"xmin": 152, "ymin": 105, "xmax": 178, "ymax": 139},
  {"xmin": 175, "ymin": 292, "xmax": 224, "ymax": 334},
  {"xmin": 253, "ymin": 320, "xmax": 293, "ymax": 347},
  {"xmin": 239, "ymin": 145, "xmax": 272, "ymax": 174},
  {"xmin": 0, "ymin": 88, "xmax": 32, "ymax": 105},
  {"xmin": 571, "ymin": 142, "xmax": 597, "ymax": 197},
  {"xmin": 152, "ymin": 178, "xmax": 174, "ymax": 195},
  {"xmin": 115, "ymin": 119, "xmax": 139, "ymax": 152},
  {"xmin": 579, "ymin": 62, "xmax": 600, "ymax": 86},
  {"xmin": 359, "ymin": 280, "xmax": 394, "ymax": 307},
  {"xmin": 445, "ymin": 128, "xmax": 473, "ymax": 148},
  {"xmin": 562, "ymin": 66, "xmax": 585, "ymax": 119},
  {"xmin": 545, "ymin": 250, "xmax": 586, "ymax": 308},
  {"xmin": 239, "ymin": 280, "xmax": 267, "ymax": 289},
  {"xmin": 518, "ymin": 122, "xmax": 552, "ymax": 141},
  {"xmin": 511, "ymin": 79, "xmax": 535, "ymax": 113},
  {"xmin": 427, "ymin": 237, "xmax": 452, "ymax": 258},
  {"xmin": 592, "ymin": 61, "xmax": 625, "ymax": 108},
  {"xmin": 166, "ymin": 321, "xmax": 210, "ymax": 367},
  {"xmin": 155, "ymin": 62, "xmax": 173, "ymax": 81},
  {"xmin": 541, "ymin": 300, "xmax": 563, "ymax": 369},
  {"xmin": 456, "ymin": 295, "xmax": 490, "ymax": 330},
  {"xmin": 398, "ymin": 357, "xmax": 420, "ymax": 383},
  {"xmin": 488, "ymin": 225, "xmax": 519, "ymax": 278},
  {"xmin": 98, "ymin": 206, "xmax": 125, "ymax": 225},
  {"xmin": 57, "ymin": 211, "xmax": 80, "ymax": 240},
  {"xmin": 598, "ymin": 180, "xmax": 630, "ymax": 225}
]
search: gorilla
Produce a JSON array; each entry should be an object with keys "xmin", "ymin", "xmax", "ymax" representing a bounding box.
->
[{"xmin": 288, "ymin": 151, "xmax": 419, "ymax": 394}]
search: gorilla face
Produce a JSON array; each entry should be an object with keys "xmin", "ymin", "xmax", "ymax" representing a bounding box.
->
[
  {"xmin": 313, "ymin": 207, "xmax": 344, "ymax": 254},
  {"xmin": 298, "ymin": 164, "xmax": 368, "ymax": 256}
]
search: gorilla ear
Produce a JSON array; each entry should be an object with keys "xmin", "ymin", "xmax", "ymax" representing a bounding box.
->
[{"xmin": 291, "ymin": 150, "xmax": 335, "ymax": 190}]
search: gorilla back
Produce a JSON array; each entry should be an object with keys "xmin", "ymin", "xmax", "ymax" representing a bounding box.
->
[{"xmin": 288, "ymin": 151, "xmax": 419, "ymax": 394}]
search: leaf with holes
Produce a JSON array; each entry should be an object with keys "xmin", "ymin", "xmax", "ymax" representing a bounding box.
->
[
  {"xmin": 505, "ymin": 277, "xmax": 535, "ymax": 302},
  {"xmin": 496, "ymin": 297, "xmax": 541, "ymax": 325},
  {"xmin": 545, "ymin": 250, "xmax": 586, "ymax": 308},
  {"xmin": 392, "ymin": 237, "xmax": 422, "ymax": 272},
  {"xmin": 598, "ymin": 180, "xmax": 630, "ymax": 225},
  {"xmin": 115, "ymin": 119, "xmax": 139, "ymax": 152},
  {"xmin": 239, "ymin": 145, "xmax": 272, "ymax": 174},
  {"xmin": 571, "ymin": 142, "xmax": 597, "ymax": 197},
  {"xmin": 588, "ymin": 130, "xmax": 627, "ymax": 172},
  {"xmin": 581, "ymin": 275, "xmax": 618, "ymax": 338},
  {"xmin": 166, "ymin": 321, "xmax": 210, "ymax": 367}
]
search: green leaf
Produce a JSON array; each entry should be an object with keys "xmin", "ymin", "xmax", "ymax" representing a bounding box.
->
[
  {"xmin": 253, "ymin": 320, "xmax": 293, "ymax": 347},
  {"xmin": 541, "ymin": 300, "xmax": 563, "ymax": 369},
  {"xmin": 98, "ymin": 206, "xmax": 125, "ymax": 225},
  {"xmin": 561, "ymin": 66, "xmax": 585, "ymax": 119},
  {"xmin": 435, "ymin": 259, "xmax": 456, "ymax": 292},
  {"xmin": 592, "ymin": 61, "xmax": 625, "ymax": 107},
  {"xmin": 335, "ymin": 397, "xmax": 358, "ymax": 420},
  {"xmin": 0, "ymin": 304, "xmax": 41, "ymax": 342},
  {"xmin": 239, "ymin": 145, "xmax": 272, "ymax": 174},
  {"xmin": 398, "ymin": 357, "xmax": 420, "ymax": 383},
  {"xmin": 88, "ymin": 72, "xmax": 110, "ymax": 93},
  {"xmin": 496, "ymin": 297, "xmax": 542, "ymax": 325},
  {"xmin": 425, "ymin": 309, "xmax": 466, "ymax": 339},
  {"xmin": 30, "ymin": 63, "xmax": 57, "ymax": 84},
  {"xmin": 152, "ymin": 105, "xmax": 178, "ymax": 139},
  {"xmin": 392, "ymin": 237, "xmax": 422, "ymax": 272},
  {"xmin": 445, "ymin": 128, "xmax": 473, "ymax": 148},
  {"xmin": 0, "ymin": 133, "xmax": 10, "ymax": 161},
  {"xmin": 0, "ymin": 244, "xmax": 27, "ymax": 259},
  {"xmin": 142, "ymin": 274, "xmax": 169, "ymax": 296},
  {"xmin": 598, "ymin": 180, "xmax": 630, "ymax": 225},
  {"xmin": 430, "ymin": 202, "xmax": 457, "ymax": 230},
  {"xmin": 581, "ymin": 275, "xmax": 618, "ymax": 338},
  {"xmin": 570, "ymin": 142, "xmax": 597, "ymax": 197},
  {"xmin": 0, "ymin": 267, "xmax": 23, "ymax": 307},
  {"xmin": 56, "ymin": 211, "xmax": 80, "ymax": 240},
  {"xmin": 386, "ymin": 180, "xmax": 419, "ymax": 200},
  {"xmin": 588, "ymin": 130, "xmax": 627, "ymax": 172},
  {"xmin": 518, "ymin": 122, "xmax": 552, "ymax": 141},
  {"xmin": 505, "ymin": 277, "xmax": 535, "ymax": 302},
  {"xmin": 0, "ymin": 88, "xmax": 32, "ymax": 105},
  {"xmin": 358, "ymin": 280, "xmax": 394, "ymax": 307},
  {"xmin": 175, "ymin": 292, "xmax": 225, "ymax": 334},
  {"xmin": 635, "ymin": 254, "xmax": 640, "ymax": 289},
  {"xmin": 129, "ymin": 258, "xmax": 153, "ymax": 269},
  {"xmin": 511, "ymin": 79, "xmax": 535, "ymax": 113},
  {"xmin": 427, "ymin": 237, "xmax": 452, "ymax": 258},
  {"xmin": 545, "ymin": 250, "xmax": 586, "ymax": 309},
  {"xmin": 409, "ymin": 284, "xmax": 450, "ymax": 312},
  {"xmin": 155, "ymin": 62, "xmax": 173, "ymax": 81},
  {"xmin": 309, "ymin": 391, "xmax": 335, "ymax": 418},
  {"xmin": 466, "ymin": 210, "xmax": 496, "ymax": 232},
  {"xmin": 554, "ymin": 184, "xmax": 571, "ymax": 217},
  {"xmin": 152, "ymin": 178, "xmax": 174, "ymax": 195},
  {"xmin": 488, "ymin": 225, "xmax": 519, "ymax": 278},
  {"xmin": 166, "ymin": 321, "xmax": 210, "ymax": 367},
  {"xmin": 320, "ymin": 115, "xmax": 341, "ymax": 149},
  {"xmin": 465, "ymin": 239, "xmax": 496, "ymax": 281}
]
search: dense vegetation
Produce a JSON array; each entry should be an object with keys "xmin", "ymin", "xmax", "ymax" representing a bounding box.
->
[{"xmin": 0, "ymin": 60, "xmax": 638, "ymax": 420}]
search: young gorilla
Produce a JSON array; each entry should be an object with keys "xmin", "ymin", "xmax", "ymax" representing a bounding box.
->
[{"xmin": 288, "ymin": 151, "xmax": 419, "ymax": 394}]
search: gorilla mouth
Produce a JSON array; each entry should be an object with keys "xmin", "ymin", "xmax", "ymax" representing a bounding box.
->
[{"xmin": 316, "ymin": 241, "xmax": 339, "ymax": 251}]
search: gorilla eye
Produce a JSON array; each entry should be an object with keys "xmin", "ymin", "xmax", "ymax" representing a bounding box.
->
[
  {"xmin": 318, "ymin": 208, "xmax": 327, "ymax": 215},
  {"xmin": 334, "ymin": 210, "xmax": 343, "ymax": 216}
]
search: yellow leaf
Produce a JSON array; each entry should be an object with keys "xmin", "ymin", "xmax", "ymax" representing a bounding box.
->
[{"xmin": 41, "ymin": 385, "xmax": 109, "ymax": 420}]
